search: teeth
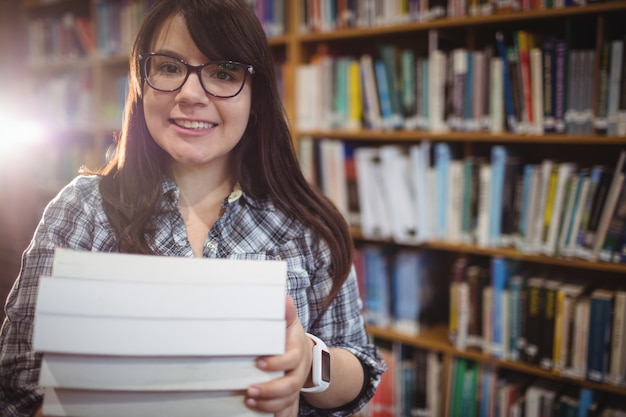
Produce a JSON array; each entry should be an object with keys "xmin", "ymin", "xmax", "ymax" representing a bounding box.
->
[{"xmin": 175, "ymin": 120, "xmax": 215, "ymax": 129}]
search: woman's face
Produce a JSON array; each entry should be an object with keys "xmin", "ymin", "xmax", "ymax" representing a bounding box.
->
[{"xmin": 142, "ymin": 14, "xmax": 252, "ymax": 174}]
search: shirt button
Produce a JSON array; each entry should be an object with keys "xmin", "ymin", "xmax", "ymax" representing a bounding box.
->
[{"xmin": 206, "ymin": 241, "xmax": 217, "ymax": 249}]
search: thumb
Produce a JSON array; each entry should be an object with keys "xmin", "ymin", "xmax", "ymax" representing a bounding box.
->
[{"xmin": 285, "ymin": 295, "xmax": 298, "ymax": 328}]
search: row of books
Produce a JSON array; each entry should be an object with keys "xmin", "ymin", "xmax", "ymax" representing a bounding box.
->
[
  {"xmin": 363, "ymin": 344, "xmax": 443, "ymax": 417},
  {"xmin": 245, "ymin": 0, "xmax": 287, "ymax": 36},
  {"xmin": 96, "ymin": 0, "xmax": 154, "ymax": 58},
  {"xmin": 299, "ymin": 0, "xmax": 601, "ymax": 33},
  {"xmin": 26, "ymin": 0, "xmax": 286, "ymax": 66},
  {"xmin": 449, "ymin": 256, "xmax": 626, "ymax": 387},
  {"xmin": 34, "ymin": 249, "xmax": 286, "ymax": 417},
  {"xmin": 354, "ymin": 246, "xmax": 451, "ymax": 334},
  {"xmin": 367, "ymin": 343, "xmax": 626, "ymax": 417},
  {"xmin": 296, "ymin": 29, "xmax": 626, "ymax": 136},
  {"xmin": 301, "ymin": 137, "xmax": 626, "ymax": 263},
  {"xmin": 442, "ymin": 359, "xmax": 626, "ymax": 417},
  {"xmin": 25, "ymin": 12, "xmax": 95, "ymax": 65},
  {"xmin": 30, "ymin": 68, "xmax": 94, "ymax": 131}
]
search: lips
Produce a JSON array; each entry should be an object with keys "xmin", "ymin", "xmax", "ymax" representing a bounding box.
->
[{"xmin": 171, "ymin": 119, "xmax": 216, "ymax": 130}]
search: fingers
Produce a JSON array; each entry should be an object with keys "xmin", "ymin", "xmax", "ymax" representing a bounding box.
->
[{"xmin": 245, "ymin": 378, "xmax": 301, "ymax": 413}]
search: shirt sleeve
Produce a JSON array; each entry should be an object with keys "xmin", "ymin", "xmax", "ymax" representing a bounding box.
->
[
  {"xmin": 282, "ymin": 233, "xmax": 386, "ymax": 417},
  {"xmin": 0, "ymin": 176, "xmax": 102, "ymax": 417}
]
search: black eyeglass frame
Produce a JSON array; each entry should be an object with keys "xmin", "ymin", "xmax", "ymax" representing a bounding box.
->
[{"xmin": 139, "ymin": 52, "xmax": 255, "ymax": 98}]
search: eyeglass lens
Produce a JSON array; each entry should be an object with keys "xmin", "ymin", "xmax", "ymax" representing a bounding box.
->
[{"xmin": 144, "ymin": 54, "xmax": 249, "ymax": 97}]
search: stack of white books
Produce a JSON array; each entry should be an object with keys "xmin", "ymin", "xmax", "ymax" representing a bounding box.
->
[{"xmin": 33, "ymin": 248, "xmax": 287, "ymax": 417}]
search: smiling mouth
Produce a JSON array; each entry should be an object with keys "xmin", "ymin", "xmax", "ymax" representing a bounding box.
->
[{"xmin": 172, "ymin": 119, "xmax": 216, "ymax": 130}]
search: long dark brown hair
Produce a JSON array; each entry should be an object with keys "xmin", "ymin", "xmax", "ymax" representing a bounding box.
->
[{"xmin": 97, "ymin": 0, "xmax": 353, "ymax": 307}]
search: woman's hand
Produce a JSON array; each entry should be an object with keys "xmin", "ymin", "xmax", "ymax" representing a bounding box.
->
[{"xmin": 244, "ymin": 296, "xmax": 312, "ymax": 416}]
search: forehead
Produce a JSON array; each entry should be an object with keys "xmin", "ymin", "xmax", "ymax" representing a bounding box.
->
[{"xmin": 150, "ymin": 14, "xmax": 207, "ymax": 62}]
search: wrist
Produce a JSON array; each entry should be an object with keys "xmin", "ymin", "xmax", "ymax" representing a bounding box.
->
[{"xmin": 301, "ymin": 333, "xmax": 331, "ymax": 393}]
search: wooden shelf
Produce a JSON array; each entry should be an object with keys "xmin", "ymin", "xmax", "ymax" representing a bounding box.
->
[
  {"xmin": 297, "ymin": 129, "xmax": 626, "ymax": 144},
  {"xmin": 294, "ymin": 2, "xmax": 626, "ymax": 43},
  {"xmin": 367, "ymin": 324, "xmax": 626, "ymax": 396}
]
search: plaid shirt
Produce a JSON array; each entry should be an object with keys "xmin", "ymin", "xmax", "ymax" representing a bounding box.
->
[{"xmin": 0, "ymin": 175, "xmax": 384, "ymax": 417}]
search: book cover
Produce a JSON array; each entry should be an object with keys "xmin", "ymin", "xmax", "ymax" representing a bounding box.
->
[
  {"xmin": 553, "ymin": 282, "xmax": 586, "ymax": 374},
  {"xmin": 543, "ymin": 162, "xmax": 577, "ymax": 256},
  {"xmin": 523, "ymin": 276, "xmax": 545, "ymax": 365},
  {"xmin": 39, "ymin": 354, "xmax": 281, "ymax": 391},
  {"xmin": 34, "ymin": 314, "xmax": 285, "ymax": 357},
  {"xmin": 490, "ymin": 257, "xmax": 511, "ymax": 359},
  {"xmin": 43, "ymin": 387, "xmax": 271, "ymax": 417},
  {"xmin": 379, "ymin": 145, "xmax": 418, "ymax": 243},
  {"xmin": 607, "ymin": 39, "xmax": 624, "ymax": 136},
  {"xmin": 542, "ymin": 35, "xmax": 557, "ymax": 133},
  {"xmin": 586, "ymin": 288, "xmax": 615, "ymax": 383},
  {"xmin": 607, "ymin": 289, "xmax": 626, "ymax": 385},
  {"xmin": 489, "ymin": 145, "xmax": 508, "ymax": 247},
  {"xmin": 538, "ymin": 278, "xmax": 562, "ymax": 371},
  {"xmin": 410, "ymin": 140, "xmax": 433, "ymax": 243}
]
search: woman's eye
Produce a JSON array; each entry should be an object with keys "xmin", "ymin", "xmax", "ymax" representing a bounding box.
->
[{"xmin": 160, "ymin": 63, "xmax": 181, "ymax": 74}]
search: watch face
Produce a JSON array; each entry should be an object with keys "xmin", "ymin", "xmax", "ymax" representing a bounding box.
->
[{"xmin": 321, "ymin": 350, "xmax": 331, "ymax": 383}]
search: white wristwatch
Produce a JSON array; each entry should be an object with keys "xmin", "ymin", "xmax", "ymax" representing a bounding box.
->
[{"xmin": 301, "ymin": 333, "xmax": 331, "ymax": 393}]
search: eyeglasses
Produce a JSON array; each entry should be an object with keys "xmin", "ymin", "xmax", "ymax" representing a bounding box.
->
[{"xmin": 140, "ymin": 52, "xmax": 255, "ymax": 98}]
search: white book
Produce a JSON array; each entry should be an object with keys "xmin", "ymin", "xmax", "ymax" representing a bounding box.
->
[
  {"xmin": 530, "ymin": 159, "xmax": 554, "ymax": 253},
  {"xmin": 607, "ymin": 40, "xmax": 624, "ymax": 136},
  {"xmin": 410, "ymin": 140, "xmax": 433, "ymax": 242},
  {"xmin": 543, "ymin": 163, "xmax": 577, "ymax": 256},
  {"xmin": 563, "ymin": 175, "xmax": 591, "ymax": 258},
  {"xmin": 567, "ymin": 296, "xmax": 590, "ymax": 379},
  {"xmin": 554, "ymin": 283, "xmax": 585, "ymax": 373},
  {"xmin": 608, "ymin": 290, "xmax": 626, "ymax": 385},
  {"xmin": 475, "ymin": 163, "xmax": 492, "ymax": 247},
  {"xmin": 556, "ymin": 172, "xmax": 581, "ymax": 257},
  {"xmin": 43, "ymin": 387, "xmax": 270, "ymax": 417},
  {"xmin": 295, "ymin": 63, "xmax": 322, "ymax": 131},
  {"xmin": 591, "ymin": 150, "xmax": 626, "ymax": 260},
  {"xmin": 360, "ymin": 54, "xmax": 383, "ymax": 130},
  {"xmin": 35, "ymin": 276, "xmax": 284, "ymax": 320},
  {"xmin": 34, "ymin": 314, "xmax": 285, "ymax": 356},
  {"xmin": 447, "ymin": 160, "xmax": 464, "ymax": 243},
  {"xmin": 319, "ymin": 139, "xmax": 349, "ymax": 220},
  {"xmin": 379, "ymin": 145, "xmax": 418, "ymax": 243},
  {"xmin": 429, "ymin": 49, "xmax": 448, "ymax": 133},
  {"xmin": 489, "ymin": 56, "xmax": 504, "ymax": 134},
  {"xmin": 354, "ymin": 147, "xmax": 392, "ymax": 239},
  {"xmin": 39, "ymin": 354, "xmax": 282, "ymax": 391},
  {"xmin": 51, "ymin": 249, "xmax": 287, "ymax": 285},
  {"xmin": 530, "ymin": 47, "xmax": 544, "ymax": 135}
]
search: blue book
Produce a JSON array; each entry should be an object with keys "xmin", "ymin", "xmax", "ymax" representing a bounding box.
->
[
  {"xmin": 490, "ymin": 257, "xmax": 510, "ymax": 359},
  {"xmin": 586, "ymin": 288, "xmax": 614, "ymax": 383},
  {"xmin": 508, "ymin": 274, "xmax": 524, "ymax": 362},
  {"xmin": 479, "ymin": 365, "xmax": 495, "ymax": 417},
  {"xmin": 495, "ymin": 32, "xmax": 517, "ymax": 133},
  {"xmin": 518, "ymin": 164, "xmax": 535, "ymax": 241},
  {"xmin": 391, "ymin": 250, "xmax": 424, "ymax": 335},
  {"xmin": 374, "ymin": 60, "xmax": 394, "ymax": 130},
  {"xmin": 577, "ymin": 388, "xmax": 594, "ymax": 417},
  {"xmin": 363, "ymin": 247, "xmax": 391, "ymax": 328},
  {"xmin": 435, "ymin": 143, "xmax": 451, "ymax": 240},
  {"xmin": 334, "ymin": 58, "xmax": 350, "ymax": 128},
  {"xmin": 489, "ymin": 145, "xmax": 508, "ymax": 247}
]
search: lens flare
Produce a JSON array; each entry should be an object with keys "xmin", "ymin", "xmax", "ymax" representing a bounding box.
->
[{"xmin": 0, "ymin": 108, "xmax": 45, "ymax": 156}]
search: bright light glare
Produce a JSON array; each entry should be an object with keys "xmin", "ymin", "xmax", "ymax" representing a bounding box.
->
[{"xmin": 0, "ymin": 108, "xmax": 46, "ymax": 155}]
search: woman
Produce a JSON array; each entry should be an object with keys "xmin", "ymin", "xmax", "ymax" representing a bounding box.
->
[{"xmin": 0, "ymin": 0, "xmax": 385, "ymax": 416}]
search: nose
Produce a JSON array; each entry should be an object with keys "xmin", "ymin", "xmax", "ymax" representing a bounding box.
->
[{"xmin": 175, "ymin": 71, "xmax": 210, "ymax": 104}]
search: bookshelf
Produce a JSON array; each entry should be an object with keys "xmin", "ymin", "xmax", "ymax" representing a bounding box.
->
[
  {"xmin": 5, "ymin": 0, "xmax": 626, "ymax": 415},
  {"xmin": 290, "ymin": 1, "xmax": 626, "ymax": 416}
]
